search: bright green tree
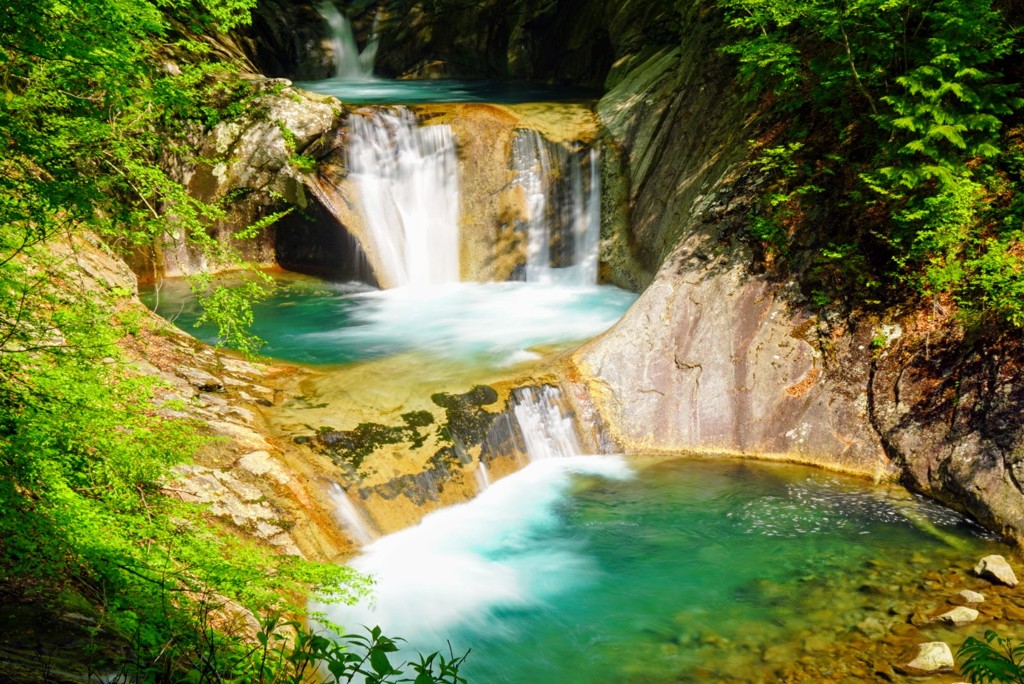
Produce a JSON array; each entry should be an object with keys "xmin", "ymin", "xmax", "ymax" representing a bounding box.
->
[{"xmin": 0, "ymin": 1, "xmax": 467, "ymax": 680}]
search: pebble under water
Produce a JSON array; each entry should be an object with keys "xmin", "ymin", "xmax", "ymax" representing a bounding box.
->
[{"xmin": 321, "ymin": 456, "xmax": 1009, "ymax": 684}]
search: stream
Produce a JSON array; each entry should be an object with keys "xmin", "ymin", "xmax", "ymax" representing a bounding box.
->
[{"xmin": 140, "ymin": 19, "xmax": 1023, "ymax": 681}]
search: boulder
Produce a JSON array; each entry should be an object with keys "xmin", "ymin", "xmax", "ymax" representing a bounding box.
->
[
  {"xmin": 935, "ymin": 606, "xmax": 979, "ymax": 626},
  {"xmin": 958, "ymin": 589, "xmax": 985, "ymax": 604},
  {"xmin": 898, "ymin": 642, "xmax": 954, "ymax": 675},
  {"xmin": 975, "ymin": 555, "xmax": 1019, "ymax": 587}
]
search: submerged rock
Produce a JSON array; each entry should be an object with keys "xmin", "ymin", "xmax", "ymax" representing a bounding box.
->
[
  {"xmin": 958, "ymin": 589, "xmax": 985, "ymax": 604},
  {"xmin": 975, "ymin": 555, "xmax": 1019, "ymax": 587}
]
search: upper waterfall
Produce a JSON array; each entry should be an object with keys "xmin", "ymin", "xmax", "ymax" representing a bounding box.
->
[
  {"xmin": 314, "ymin": 1, "xmax": 378, "ymax": 81},
  {"xmin": 512, "ymin": 131, "xmax": 601, "ymax": 286},
  {"xmin": 347, "ymin": 108, "xmax": 461, "ymax": 288}
]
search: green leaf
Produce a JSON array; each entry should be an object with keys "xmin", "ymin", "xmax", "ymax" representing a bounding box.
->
[{"xmin": 370, "ymin": 649, "xmax": 394, "ymax": 675}]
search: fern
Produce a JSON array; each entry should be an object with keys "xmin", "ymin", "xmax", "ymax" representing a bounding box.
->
[{"xmin": 958, "ymin": 630, "xmax": 1024, "ymax": 683}]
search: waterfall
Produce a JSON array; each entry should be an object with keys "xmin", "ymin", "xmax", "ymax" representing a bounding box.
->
[
  {"xmin": 474, "ymin": 461, "xmax": 492, "ymax": 491},
  {"xmin": 511, "ymin": 385, "xmax": 585, "ymax": 460},
  {"xmin": 327, "ymin": 483, "xmax": 377, "ymax": 545},
  {"xmin": 347, "ymin": 108, "xmax": 461, "ymax": 288},
  {"xmin": 511, "ymin": 131, "xmax": 601, "ymax": 286},
  {"xmin": 314, "ymin": 1, "xmax": 377, "ymax": 81}
]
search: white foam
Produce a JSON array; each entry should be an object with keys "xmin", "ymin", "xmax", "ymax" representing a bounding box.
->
[
  {"xmin": 308, "ymin": 281, "xmax": 635, "ymax": 362},
  {"xmin": 315, "ymin": 456, "xmax": 633, "ymax": 642}
]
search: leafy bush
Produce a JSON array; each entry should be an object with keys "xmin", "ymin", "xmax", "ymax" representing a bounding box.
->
[{"xmin": 717, "ymin": 0, "xmax": 1024, "ymax": 329}]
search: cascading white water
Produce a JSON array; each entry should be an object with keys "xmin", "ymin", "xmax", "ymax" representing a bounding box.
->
[
  {"xmin": 327, "ymin": 483, "xmax": 377, "ymax": 545},
  {"xmin": 315, "ymin": 455, "xmax": 633, "ymax": 641},
  {"xmin": 313, "ymin": 1, "xmax": 377, "ymax": 81},
  {"xmin": 511, "ymin": 385, "xmax": 585, "ymax": 460},
  {"xmin": 347, "ymin": 108, "xmax": 461, "ymax": 288},
  {"xmin": 511, "ymin": 132, "xmax": 601, "ymax": 286},
  {"xmin": 474, "ymin": 461, "xmax": 492, "ymax": 491}
]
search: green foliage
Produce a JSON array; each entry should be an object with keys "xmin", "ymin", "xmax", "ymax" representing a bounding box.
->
[
  {"xmin": 0, "ymin": 0, "xmax": 275, "ymax": 353},
  {"xmin": 718, "ymin": 0, "xmax": 1024, "ymax": 329},
  {"xmin": 0, "ymin": 1, "xmax": 467, "ymax": 681},
  {"xmin": 97, "ymin": 611, "xmax": 468, "ymax": 684},
  {"xmin": 959, "ymin": 630, "xmax": 1024, "ymax": 683},
  {"xmin": 746, "ymin": 142, "xmax": 822, "ymax": 256},
  {"xmin": 188, "ymin": 270, "xmax": 272, "ymax": 356}
]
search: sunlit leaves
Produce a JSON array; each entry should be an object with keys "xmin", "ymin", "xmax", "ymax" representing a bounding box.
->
[{"xmin": 0, "ymin": 0, "xmax": 395, "ymax": 679}]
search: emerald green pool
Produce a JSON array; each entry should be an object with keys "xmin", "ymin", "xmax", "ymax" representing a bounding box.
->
[
  {"xmin": 141, "ymin": 275, "xmax": 636, "ymax": 368},
  {"xmin": 144, "ymin": 274, "xmax": 1015, "ymax": 683},
  {"xmin": 297, "ymin": 78, "xmax": 600, "ymax": 105},
  {"xmin": 324, "ymin": 456, "xmax": 1006, "ymax": 683}
]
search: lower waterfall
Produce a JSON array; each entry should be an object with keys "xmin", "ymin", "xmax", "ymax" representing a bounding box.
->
[
  {"xmin": 511, "ymin": 385, "xmax": 585, "ymax": 461},
  {"xmin": 327, "ymin": 483, "xmax": 377, "ymax": 546}
]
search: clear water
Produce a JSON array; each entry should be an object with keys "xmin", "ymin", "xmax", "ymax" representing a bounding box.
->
[
  {"xmin": 296, "ymin": 77, "xmax": 600, "ymax": 105},
  {"xmin": 140, "ymin": 275, "xmax": 636, "ymax": 367},
  {"xmin": 321, "ymin": 456, "xmax": 1003, "ymax": 683}
]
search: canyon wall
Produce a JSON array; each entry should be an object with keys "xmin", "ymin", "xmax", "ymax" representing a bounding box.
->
[
  {"xmin": 350, "ymin": 0, "xmax": 1024, "ymax": 542},
  {"xmin": 135, "ymin": 0, "xmax": 1024, "ymax": 543}
]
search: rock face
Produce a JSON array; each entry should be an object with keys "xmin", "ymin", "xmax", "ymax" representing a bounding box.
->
[
  {"xmin": 872, "ymin": 333, "xmax": 1024, "ymax": 542},
  {"xmin": 235, "ymin": 0, "xmax": 336, "ymax": 80},
  {"xmin": 564, "ymin": 0, "xmax": 889, "ymax": 479},
  {"xmin": 127, "ymin": 83, "xmax": 345, "ymax": 282},
  {"xmin": 563, "ymin": 0, "xmax": 1024, "ymax": 541},
  {"xmin": 571, "ymin": 257, "xmax": 890, "ymax": 478}
]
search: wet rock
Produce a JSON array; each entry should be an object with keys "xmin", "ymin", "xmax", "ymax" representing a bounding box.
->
[
  {"xmin": 855, "ymin": 617, "xmax": 887, "ymax": 639},
  {"xmin": 240, "ymin": 390, "xmax": 274, "ymax": 406},
  {"xmin": 889, "ymin": 622, "xmax": 921, "ymax": 638},
  {"xmin": 935, "ymin": 606, "xmax": 979, "ymax": 626},
  {"xmin": 1003, "ymin": 603, "xmax": 1024, "ymax": 621},
  {"xmin": 897, "ymin": 642, "xmax": 954, "ymax": 675},
  {"xmin": 224, "ymin": 405, "xmax": 257, "ymax": 424},
  {"xmin": 958, "ymin": 589, "xmax": 985, "ymax": 604},
  {"xmin": 872, "ymin": 660, "xmax": 896, "ymax": 681},
  {"xmin": 909, "ymin": 610, "xmax": 932, "ymax": 627},
  {"xmin": 975, "ymin": 555, "xmax": 1019, "ymax": 587},
  {"xmin": 178, "ymin": 366, "xmax": 225, "ymax": 392}
]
